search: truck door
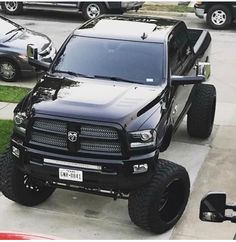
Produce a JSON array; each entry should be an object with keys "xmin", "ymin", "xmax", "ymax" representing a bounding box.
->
[{"xmin": 168, "ymin": 24, "xmax": 195, "ymax": 124}]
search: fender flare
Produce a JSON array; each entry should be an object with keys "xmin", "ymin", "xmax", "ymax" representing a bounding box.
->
[{"xmin": 159, "ymin": 124, "xmax": 174, "ymax": 152}]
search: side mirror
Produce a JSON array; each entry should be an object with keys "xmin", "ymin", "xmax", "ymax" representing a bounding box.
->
[
  {"xmin": 200, "ymin": 192, "xmax": 236, "ymax": 224},
  {"xmin": 27, "ymin": 44, "xmax": 38, "ymax": 60},
  {"xmin": 200, "ymin": 192, "xmax": 226, "ymax": 223},
  {"xmin": 198, "ymin": 62, "xmax": 211, "ymax": 80},
  {"xmin": 27, "ymin": 44, "xmax": 50, "ymax": 72},
  {"xmin": 171, "ymin": 75, "xmax": 205, "ymax": 86}
]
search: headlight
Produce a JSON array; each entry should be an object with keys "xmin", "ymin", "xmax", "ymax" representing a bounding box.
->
[
  {"xmin": 129, "ymin": 130, "xmax": 157, "ymax": 148},
  {"xmin": 14, "ymin": 112, "xmax": 27, "ymax": 136}
]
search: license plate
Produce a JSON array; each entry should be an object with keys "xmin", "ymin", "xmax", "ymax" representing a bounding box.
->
[{"xmin": 59, "ymin": 168, "xmax": 83, "ymax": 182}]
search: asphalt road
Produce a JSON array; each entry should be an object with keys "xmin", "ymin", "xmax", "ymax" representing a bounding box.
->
[{"xmin": 0, "ymin": 9, "xmax": 236, "ymax": 239}]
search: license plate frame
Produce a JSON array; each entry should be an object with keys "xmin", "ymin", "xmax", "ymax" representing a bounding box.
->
[{"xmin": 59, "ymin": 168, "xmax": 83, "ymax": 182}]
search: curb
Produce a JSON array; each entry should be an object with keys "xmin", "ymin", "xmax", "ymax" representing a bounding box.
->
[
  {"xmin": 127, "ymin": 10, "xmax": 194, "ymax": 19},
  {"xmin": 0, "ymin": 102, "xmax": 16, "ymax": 120},
  {"xmin": 138, "ymin": 10, "xmax": 189, "ymax": 17}
]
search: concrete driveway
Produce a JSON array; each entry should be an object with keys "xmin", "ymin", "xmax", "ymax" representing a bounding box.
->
[{"xmin": 0, "ymin": 9, "xmax": 236, "ymax": 239}]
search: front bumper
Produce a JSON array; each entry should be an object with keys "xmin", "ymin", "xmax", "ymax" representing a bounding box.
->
[
  {"xmin": 194, "ymin": 5, "xmax": 205, "ymax": 19},
  {"xmin": 11, "ymin": 138, "xmax": 158, "ymax": 192}
]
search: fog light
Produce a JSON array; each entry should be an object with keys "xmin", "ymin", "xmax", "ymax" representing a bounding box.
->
[
  {"xmin": 12, "ymin": 146, "xmax": 20, "ymax": 158},
  {"xmin": 133, "ymin": 163, "xmax": 148, "ymax": 174}
]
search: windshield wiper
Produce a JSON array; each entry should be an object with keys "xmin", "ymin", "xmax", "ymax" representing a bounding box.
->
[
  {"xmin": 53, "ymin": 70, "xmax": 94, "ymax": 79},
  {"xmin": 5, "ymin": 27, "xmax": 24, "ymax": 35},
  {"xmin": 3, "ymin": 32, "xmax": 18, "ymax": 43},
  {"xmin": 53, "ymin": 71, "xmax": 139, "ymax": 84},
  {"xmin": 94, "ymin": 75, "xmax": 139, "ymax": 84}
]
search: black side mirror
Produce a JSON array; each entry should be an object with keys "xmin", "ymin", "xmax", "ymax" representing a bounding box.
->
[
  {"xmin": 171, "ymin": 75, "xmax": 205, "ymax": 86},
  {"xmin": 200, "ymin": 192, "xmax": 226, "ymax": 222},
  {"xmin": 27, "ymin": 44, "xmax": 50, "ymax": 72},
  {"xmin": 200, "ymin": 192, "xmax": 236, "ymax": 223}
]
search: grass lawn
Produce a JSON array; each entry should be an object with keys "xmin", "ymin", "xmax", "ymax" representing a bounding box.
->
[
  {"xmin": 0, "ymin": 85, "xmax": 30, "ymax": 103},
  {"xmin": 141, "ymin": 4, "xmax": 194, "ymax": 13},
  {"xmin": 0, "ymin": 120, "xmax": 13, "ymax": 154}
]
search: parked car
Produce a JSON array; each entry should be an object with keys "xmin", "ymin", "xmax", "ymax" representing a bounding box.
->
[
  {"xmin": 194, "ymin": 2, "xmax": 236, "ymax": 29},
  {"xmin": 0, "ymin": 15, "xmax": 216, "ymax": 234},
  {"xmin": 0, "ymin": 16, "xmax": 56, "ymax": 82},
  {"xmin": 0, "ymin": 2, "xmax": 144, "ymax": 20}
]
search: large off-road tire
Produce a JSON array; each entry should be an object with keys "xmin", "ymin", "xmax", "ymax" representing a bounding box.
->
[
  {"xmin": 0, "ymin": 149, "xmax": 7, "ymax": 191},
  {"xmin": 1, "ymin": 149, "xmax": 55, "ymax": 206},
  {"xmin": 0, "ymin": 59, "xmax": 20, "ymax": 82},
  {"xmin": 1, "ymin": 2, "xmax": 23, "ymax": 15},
  {"xmin": 187, "ymin": 84, "xmax": 216, "ymax": 139},
  {"xmin": 206, "ymin": 4, "xmax": 232, "ymax": 30},
  {"xmin": 128, "ymin": 159, "xmax": 190, "ymax": 234},
  {"xmin": 81, "ymin": 2, "xmax": 106, "ymax": 20}
]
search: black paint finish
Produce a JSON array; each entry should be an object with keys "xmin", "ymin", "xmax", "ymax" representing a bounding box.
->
[{"xmin": 12, "ymin": 15, "xmax": 211, "ymax": 192}]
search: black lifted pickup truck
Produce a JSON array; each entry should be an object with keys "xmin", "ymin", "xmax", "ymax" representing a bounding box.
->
[{"xmin": 0, "ymin": 15, "xmax": 216, "ymax": 234}]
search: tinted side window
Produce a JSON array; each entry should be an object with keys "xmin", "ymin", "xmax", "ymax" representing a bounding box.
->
[
  {"xmin": 168, "ymin": 26, "xmax": 193, "ymax": 74},
  {"xmin": 175, "ymin": 27, "xmax": 192, "ymax": 63},
  {"xmin": 168, "ymin": 35, "xmax": 181, "ymax": 74}
]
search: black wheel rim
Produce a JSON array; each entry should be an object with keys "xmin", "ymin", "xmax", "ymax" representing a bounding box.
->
[
  {"xmin": 158, "ymin": 179, "xmax": 186, "ymax": 223},
  {"xmin": 23, "ymin": 174, "xmax": 40, "ymax": 192}
]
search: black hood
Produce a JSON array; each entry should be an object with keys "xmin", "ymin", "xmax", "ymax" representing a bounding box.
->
[{"xmin": 25, "ymin": 75, "xmax": 164, "ymax": 128}]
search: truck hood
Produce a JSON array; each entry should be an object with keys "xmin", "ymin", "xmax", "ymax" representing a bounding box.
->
[{"xmin": 29, "ymin": 75, "xmax": 164, "ymax": 126}]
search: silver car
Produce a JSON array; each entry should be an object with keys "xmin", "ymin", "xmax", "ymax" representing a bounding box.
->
[
  {"xmin": 1, "ymin": 1, "xmax": 144, "ymax": 20},
  {"xmin": 0, "ymin": 16, "xmax": 56, "ymax": 82}
]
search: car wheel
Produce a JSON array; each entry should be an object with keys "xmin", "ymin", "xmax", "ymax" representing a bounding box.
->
[
  {"xmin": 128, "ymin": 159, "xmax": 190, "ymax": 234},
  {"xmin": 187, "ymin": 84, "xmax": 216, "ymax": 139},
  {"xmin": 82, "ymin": 2, "xmax": 106, "ymax": 20},
  {"xmin": 1, "ymin": 149, "xmax": 55, "ymax": 206},
  {"xmin": 1, "ymin": 2, "xmax": 23, "ymax": 15},
  {"xmin": 206, "ymin": 4, "xmax": 232, "ymax": 29},
  {"xmin": 0, "ymin": 59, "xmax": 20, "ymax": 82}
]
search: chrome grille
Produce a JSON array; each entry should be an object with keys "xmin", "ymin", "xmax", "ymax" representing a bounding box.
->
[{"xmin": 30, "ymin": 118, "xmax": 121, "ymax": 154}]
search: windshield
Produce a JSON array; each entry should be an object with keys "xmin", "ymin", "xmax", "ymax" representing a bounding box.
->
[
  {"xmin": 52, "ymin": 36, "xmax": 164, "ymax": 85},
  {"xmin": 0, "ymin": 18, "xmax": 21, "ymax": 39}
]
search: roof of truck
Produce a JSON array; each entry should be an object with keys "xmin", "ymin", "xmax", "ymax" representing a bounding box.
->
[{"xmin": 74, "ymin": 15, "xmax": 182, "ymax": 43}]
